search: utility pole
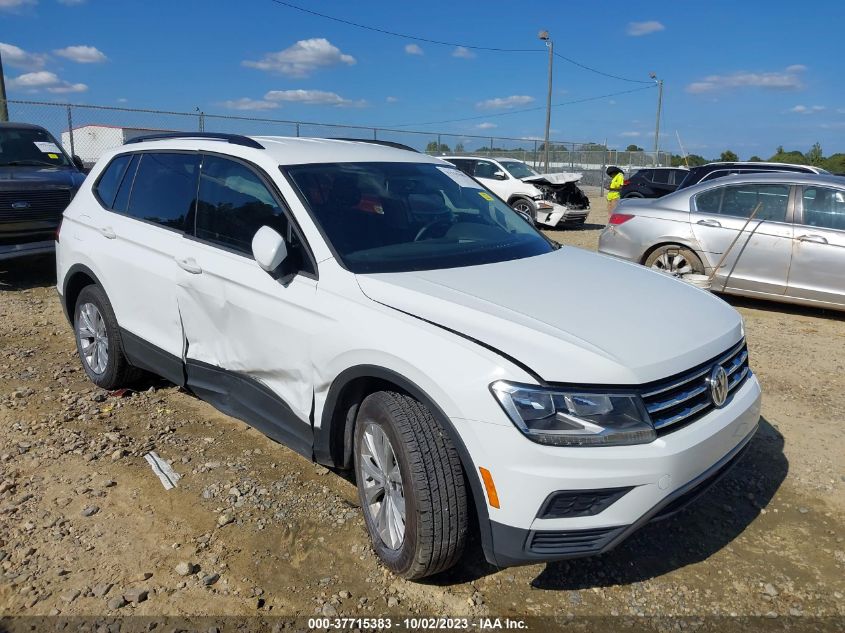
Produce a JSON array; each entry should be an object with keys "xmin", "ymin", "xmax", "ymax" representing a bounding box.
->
[
  {"xmin": 539, "ymin": 30, "xmax": 553, "ymax": 173},
  {"xmin": 650, "ymin": 72, "xmax": 663, "ymax": 166},
  {"xmin": 0, "ymin": 47, "xmax": 9, "ymax": 122}
]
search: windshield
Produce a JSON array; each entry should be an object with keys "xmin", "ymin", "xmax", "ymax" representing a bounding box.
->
[
  {"xmin": 286, "ymin": 162, "xmax": 555, "ymax": 274},
  {"xmin": 500, "ymin": 160, "xmax": 538, "ymax": 179},
  {"xmin": 0, "ymin": 127, "xmax": 71, "ymax": 168}
]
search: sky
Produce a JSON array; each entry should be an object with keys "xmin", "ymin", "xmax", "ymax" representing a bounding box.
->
[{"xmin": 1, "ymin": 0, "xmax": 844, "ymax": 158}]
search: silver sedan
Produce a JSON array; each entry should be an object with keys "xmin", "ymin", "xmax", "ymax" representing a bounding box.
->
[{"xmin": 598, "ymin": 172, "xmax": 845, "ymax": 311}]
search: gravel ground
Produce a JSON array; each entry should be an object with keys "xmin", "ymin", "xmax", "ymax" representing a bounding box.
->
[{"xmin": 0, "ymin": 196, "xmax": 843, "ymax": 627}]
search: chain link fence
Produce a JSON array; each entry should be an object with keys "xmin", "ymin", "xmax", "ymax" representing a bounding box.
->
[{"xmin": 2, "ymin": 99, "xmax": 671, "ymax": 187}]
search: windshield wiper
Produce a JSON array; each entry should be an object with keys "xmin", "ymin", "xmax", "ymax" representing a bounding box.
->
[{"xmin": 0, "ymin": 160, "xmax": 63, "ymax": 167}]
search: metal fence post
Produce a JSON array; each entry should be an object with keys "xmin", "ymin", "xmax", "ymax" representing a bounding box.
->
[
  {"xmin": 373, "ymin": 128, "xmax": 377, "ymax": 140},
  {"xmin": 295, "ymin": 123, "xmax": 300, "ymax": 137},
  {"xmin": 66, "ymin": 105, "xmax": 75, "ymax": 158}
]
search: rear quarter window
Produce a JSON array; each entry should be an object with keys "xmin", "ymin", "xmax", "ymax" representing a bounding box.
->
[{"xmin": 94, "ymin": 154, "xmax": 132, "ymax": 208}]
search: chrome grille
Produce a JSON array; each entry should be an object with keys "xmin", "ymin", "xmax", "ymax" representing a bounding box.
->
[
  {"xmin": 641, "ymin": 340, "xmax": 750, "ymax": 433},
  {"xmin": 0, "ymin": 189, "xmax": 71, "ymax": 222}
]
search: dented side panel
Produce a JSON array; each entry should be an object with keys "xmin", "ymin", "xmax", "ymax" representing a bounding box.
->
[{"xmin": 174, "ymin": 238, "xmax": 327, "ymax": 435}]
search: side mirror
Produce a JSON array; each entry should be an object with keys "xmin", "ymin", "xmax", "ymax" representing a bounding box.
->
[
  {"xmin": 72, "ymin": 155, "xmax": 85, "ymax": 171},
  {"xmin": 251, "ymin": 226, "xmax": 288, "ymax": 273},
  {"xmin": 493, "ymin": 170, "xmax": 507, "ymax": 180}
]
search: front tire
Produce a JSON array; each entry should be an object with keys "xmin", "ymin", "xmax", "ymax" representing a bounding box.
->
[
  {"xmin": 644, "ymin": 245, "xmax": 705, "ymax": 275},
  {"xmin": 73, "ymin": 285, "xmax": 141, "ymax": 389},
  {"xmin": 510, "ymin": 197, "xmax": 535, "ymax": 215},
  {"xmin": 353, "ymin": 391, "xmax": 468, "ymax": 579}
]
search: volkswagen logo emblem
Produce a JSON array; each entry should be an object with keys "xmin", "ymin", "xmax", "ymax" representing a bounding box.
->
[
  {"xmin": 11, "ymin": 201, "xmax": 31, "ymax": 210},
  {"xmin": 707, "ymin": 364, "xmax": 729, "ymax": 407}
]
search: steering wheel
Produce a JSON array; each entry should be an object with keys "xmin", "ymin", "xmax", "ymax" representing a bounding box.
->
[{"xmin": 414, "ymin": 219, "xmax": 452, "ymax": 242}]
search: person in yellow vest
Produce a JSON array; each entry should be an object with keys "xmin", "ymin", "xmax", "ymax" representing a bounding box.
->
[{"xmin": 606, "ymin": 166, "xmax": 624, "ymax": 214}]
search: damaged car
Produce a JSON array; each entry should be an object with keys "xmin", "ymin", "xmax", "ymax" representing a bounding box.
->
[
  {"xmin": 57, "ymin": 133, "xmax": 761, "ymax": 579},
  {"xmin": 444, "ymin": 156, "xmax": 589, "ymax": 227}
]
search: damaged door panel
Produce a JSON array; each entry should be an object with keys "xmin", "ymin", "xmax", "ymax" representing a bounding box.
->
[
  {"xmin": 174, "ymin": 153, "xmax": 330, "ymax": 455},
  {"xmin": 690, "ymin": 182, "xmax": 793, "ymax": 294},
  {"xmin": 174, "ymin": 242, "xmax": 325, "ymax": 455}
]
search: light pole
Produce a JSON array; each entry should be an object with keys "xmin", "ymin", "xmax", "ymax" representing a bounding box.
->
[
  {"xmin": 650, "ymin": 72, "xmax": 663, "ymax": 166},
  {"xmin": 539, "ymin": 30, "xmax": 553, "ymax": 173},
  {"xmin": 0, "ymin": 47, "xmax": 9, "ymax": 122}
]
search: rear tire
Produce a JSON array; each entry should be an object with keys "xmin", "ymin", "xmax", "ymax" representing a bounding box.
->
[
  {"xmin": 353, "ymin": 391, "xmax": 468, "ymax": 579},
  {"xmin": 73, "ymin": 285, "xmax": 142, "ymax": 389},
  {"xmin": 644, "ymin": 245, "xmax": 705, "ymax": 275}
]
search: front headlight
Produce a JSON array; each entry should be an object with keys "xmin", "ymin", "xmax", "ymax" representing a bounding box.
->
[{"xmin": 490, "ymin": 381, "xmax": 656, "ymax": 447}]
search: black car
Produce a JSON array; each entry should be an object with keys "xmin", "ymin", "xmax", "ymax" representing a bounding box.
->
[
  {"xmin": 0, "ymin": 122, "xmax": 86, "ymax": 262},
  {"xmin": 675, "ymin": 161, "xmax": 827, "ymax": 191},
  {"xmin": 619, "ymin": 167, "xmax": 688, "ymax": 199}
]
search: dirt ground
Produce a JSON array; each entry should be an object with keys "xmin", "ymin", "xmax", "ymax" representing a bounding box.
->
[{"xmin": 1, "ymin": 196, "xmax": 844, "ymax": 628}]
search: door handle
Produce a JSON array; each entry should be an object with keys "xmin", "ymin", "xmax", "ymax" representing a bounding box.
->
[
  {"xmin": 798, "ymin": 234, "xmax": 828, "ymax": 244},
  {"xmin": 98, "ymin": 226, "xmax": 116, "ymax": 239},
  {"xmin": 174, "ymin": 256, "xmax": 202, "ymax": 274},
  {"xmin": 697, "ymin": 219, "xmax": 722, "ymax": 227}
]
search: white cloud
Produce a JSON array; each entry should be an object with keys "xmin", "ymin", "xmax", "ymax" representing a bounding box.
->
[
  {"xmin": 476, "ymin": 95, "xmax": 535, "ymax": 109},
  {"xmin": 264, "ymin": 89, "xmax": 366, "ymax": 108},
  {"xmin": 0, "ymin": 0, "xmax": 36, "ymax": 10},
  {"xmin": 620, "ymin": 131, "xmax": 641, "ymax": 137},
  {"xmin": 0, "ymin": 42, "xmax": 47, "ymax": 70},
  {"xmin": 243, "ymin": 38, "xmax": 355, "ymax": 78},
  {"xmin": 626, "ymin": 21, "xmax": 665, "ymax": 36},
  {"xmin": 54, "ymin": 45, "xmax": 107, "ymax": 63},
  {"xmin": 686, "ymin": 65, "xmax": 806, "ymax": 94},
  {"xmin": 475, "ymin": 122, "xmax": 497, "ymax": 129},
  {"xmin": 116, "ymin": 98, "xmax": 128, "ymax": 103},
  {"xmin": 58, "ymin": 0, "xmax": 86, "ymax": 4},
  {"xmin": 386, "ymin": 96, "xmax": 398, "ymax": 103},
  {"xmin": 452, "ymin": 46, "xmax": 476, "ymax": 59},
  {"xmin": 790, "ymin": 104, "xmax": 825, "ymax": 115},
  {"xmin": 47, "ymin": 81, "xmax": 87, "ymax": 93},
  {"xmin": 404, "ymin": 44, "xmax": 423, "ymax": 56},
  {"xmin": 221, "ymin": 98, "xmax": 279, "ymax": 111},
  {"xmin": 7, "ymin": 70, "xmax": 87, "ymax": 93}
]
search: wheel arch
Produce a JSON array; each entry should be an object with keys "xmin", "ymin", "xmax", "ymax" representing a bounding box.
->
[
  {"xmin": 640, "ymin": 240, "xmax": 704, "ymax": 266},
  {"xmin": 315, "ymin": 364, "xmax": 494, "ymax": 563},
  {"xmin": 507, "ymin": 194, "xmax": 535, "ymax": 208},
  {"xmin": 61, "ymin": 263, "xmax": 105, "ymax": 324}
]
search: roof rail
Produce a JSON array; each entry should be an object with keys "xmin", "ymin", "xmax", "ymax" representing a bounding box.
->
[
  {"xmin": 125, "ymin": 132, "xmax": 264, "ymax": 149},
  {"xmin": 330, "ymin": 138, "xmax": 419, "ymax": 153}
]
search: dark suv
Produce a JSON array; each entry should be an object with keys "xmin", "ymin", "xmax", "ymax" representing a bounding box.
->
[
  {"xmin": 675, "ymin": 161, "xmax": 827, "ymax": 191},
  {"xmin": 619, "ymin": 167, "xmax": 688, "ymax": 199},
  {"xmin": 1, "ymin": 122, "xmax": 86, "ymax": 261}
]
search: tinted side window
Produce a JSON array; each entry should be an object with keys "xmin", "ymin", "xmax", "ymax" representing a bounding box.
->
[
  {"xmin": 113, "ymin": 154, "xmax": 139, "ymax": 213},
  {"xmin": 696, "ymin": 184, "xmax": 789, "ymax": 221},
  {"xmin": 449, "ymin": 159, "xmax": 474, "ymax": 176},
  {"xmin": 94, "ymin": 154, "xmax": 131, "ymax": 208},
  {"xmin": 637, "ymin": 170, "xmax": 654, "ymax": 181},
  {"xmin": 127, "ymin": 153, "xmax": 199, "ymax": 230},
  {"xmin": 669, "ymin": 170, "xmax": 685, "ymax": 185},
  {"xmin": 802, "ymin": 186, "xmax": 845, "ymax": 230},
  {"xmin": 473, "ymin": 161, "xmax": 497, "ymax": 178},
  {"xmin": 196, "ymin": 156, "xmax": 287, "ymax": 254},
  {"xmin": 651, "ymin": 170, "xmax": 670, "ymax": 184}
]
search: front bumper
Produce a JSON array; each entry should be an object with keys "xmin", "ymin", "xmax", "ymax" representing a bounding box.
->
[
  {"xmin": 457, "ymin": 374, "xmax": 761, "ymax": 567},
  {"xmin": 534, "ymin": 203, "xmax": 589, "ymax": 227},
  {"xmin": 0, "ymin": 239, "xmax": 56, "ymax": 261}
]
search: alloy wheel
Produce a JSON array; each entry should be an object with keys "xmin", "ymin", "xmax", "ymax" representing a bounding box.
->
[
  {"xmin": 358, "ymin": 422, "xmax": 406, "ymax": 550},
  {"xmin": 77, "ymin": 302, "xmax": 109, "ymax": 375},
  {"xmin": 651, "ymin": 251, "xmax": 696, "ymax": 275}
]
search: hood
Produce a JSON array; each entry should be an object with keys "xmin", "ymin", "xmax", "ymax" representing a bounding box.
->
[
  {"xmin": 0, "ymin": 166, "xmax": 85, "ymax": 190},
  {"xmin": 357, "ymin": 248, "xmax": 742, "ymax": 385},
  {"xmin": 524, "ymin": 172, "xmax": 583, "ymax": 186}
]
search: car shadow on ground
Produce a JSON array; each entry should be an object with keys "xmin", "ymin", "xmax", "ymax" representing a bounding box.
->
[
  {"xmin": 0, "ymin": 255, "xmax": 56, "ymax": 292},
  {"xmin": 721, "ymin": 294, "xmax": 845, "ymax": 323},
  {"xmin": 557, "ymin": 222, "xmax": 605, "ymax": 232},
  {"xmin": 431, "ymin": 416, "xmax": 786, "ymax": 589}
]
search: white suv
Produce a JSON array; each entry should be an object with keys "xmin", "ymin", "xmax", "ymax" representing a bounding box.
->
[
  {"xmin": 56, "ymin": 134, "xmax": 761, "ymax": 579},
  {"xmin": 443, "ymin": 156, "xmax": 590, "ymax": 227}
]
